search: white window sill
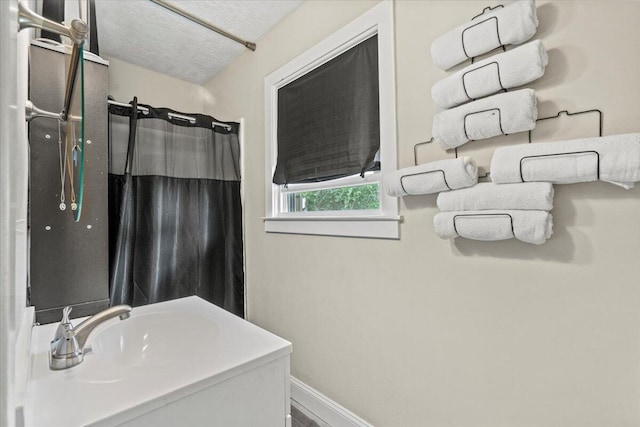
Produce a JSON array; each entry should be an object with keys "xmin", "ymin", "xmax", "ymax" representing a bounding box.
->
[{"xmin": 263, "ymin": 215, "xmax": 402, "ymax": 239}]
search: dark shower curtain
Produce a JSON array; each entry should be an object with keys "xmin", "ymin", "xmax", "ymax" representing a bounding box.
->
[{"xmin": 108, "ymin": 98, "xmax": 244, "ymax": 317}]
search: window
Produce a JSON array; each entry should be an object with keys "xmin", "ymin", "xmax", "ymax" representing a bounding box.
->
[{"xmin": 264, "ymin": 1, "xmax": 399, "ymax": 239}]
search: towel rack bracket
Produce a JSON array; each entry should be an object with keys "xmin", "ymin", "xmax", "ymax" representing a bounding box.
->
[
  {"xmin": 413, "ymin": 138, "xmax": 434, "ymax": 166},
  {"xmin": 529, "ymin": 108, "xmax": 604, "ymax": 143},
  {"xmin": 452, "ymin": 212, "xmax": 515, "ymax": 239},
  {"xmin": 471, "ymin": 4, "xmax": 505, "ymax": 20}
]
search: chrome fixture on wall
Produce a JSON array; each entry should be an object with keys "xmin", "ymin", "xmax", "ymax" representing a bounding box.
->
[
  {"xmin": 18, "ymin": 1, "xmax": 88, "ymax": 122},
  {"xmin": 24, "ymin": 100, "xmax": 82, "ymax": 122},
  {"xmin": 49, "ymin": 305, "xmax": 132, "ymax": 370},
  {"xmin": 24, "ymin": 100, "xmax": 62, "ymax": 122}
]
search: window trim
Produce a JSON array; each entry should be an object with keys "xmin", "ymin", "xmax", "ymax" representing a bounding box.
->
[{"xmin": 263, "ymin": 1, "xmax": 399, "ymax": 239}]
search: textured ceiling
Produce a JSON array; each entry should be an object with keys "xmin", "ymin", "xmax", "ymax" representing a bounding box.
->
[{"xmin": 94, "ymin": 0, "xmax": 303, "ymax": 84}]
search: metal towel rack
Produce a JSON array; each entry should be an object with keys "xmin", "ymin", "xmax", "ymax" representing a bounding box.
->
[
  {"xmin": 412, "ymin": 138, "xmax": 489, "ymax": 179},
  {"xmin": 471, "ymin": 4, "xmax": 505, "ymax": 20},
  {"xmin": 413, "ymin": 138, "xmax": 435, "ymax": 166},
  {"xmin": 404, "ymin": 138, "xmax": 451, "ymax": 191},
  {"xmin": 19, "ymin": 1, "xmax": 88, "ymax": 122},
  {"xmin": 528, "ymin": 109, "xmax": 603, "ymax": 143},
  {"xmin": 466, "ymin": 4, "xmax": 507, "ymax": 64},
  {"xmin": 413, "ymin": 138, "xmax": 459, "ymax": 166},
  {"xmin": 453, "ymin": 212, "xmax": 515, "ymax": 238},
  {"xmin": 521, "ymin": 108, "xmax": 604, "ymax": 182},
  {"xmin": 462, "ymin": 61, "xmax": 507, "ymax": 101}
]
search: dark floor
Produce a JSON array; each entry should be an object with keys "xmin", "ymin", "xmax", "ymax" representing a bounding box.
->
[{"xmin": 291, "ymin": 401, "xmax": 323, "ymax": 427}]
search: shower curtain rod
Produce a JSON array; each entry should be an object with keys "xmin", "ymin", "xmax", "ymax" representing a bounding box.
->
[
  {"xmin": 107, "ymin": 99, "xmax": 232, "ymax": 130},
  {"xmin": 108, "ymin": 99, "xmax": 149, "ymax": 113},
  {"xmin": 148, "ymin": 0, "xmax": 257, "ymax": 52}
]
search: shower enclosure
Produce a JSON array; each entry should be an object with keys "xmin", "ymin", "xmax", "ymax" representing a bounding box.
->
[{"xmin": 28, "ymin": 40, "xmax": 110, "ymax": 324}]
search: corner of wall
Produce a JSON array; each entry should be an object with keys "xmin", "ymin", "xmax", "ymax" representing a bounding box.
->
[{"xmin": 1, "ymin": 0, "xmax": 32, "ymax": 424}]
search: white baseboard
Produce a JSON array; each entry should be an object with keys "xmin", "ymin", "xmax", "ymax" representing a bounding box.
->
[{"xmin": 290, "ymin": 376, "xmax": 374, "ymax": 427}]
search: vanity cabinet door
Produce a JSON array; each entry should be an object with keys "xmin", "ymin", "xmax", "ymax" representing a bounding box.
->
[{"xmin": 116, "ymin": 356, "xmax": 290, "ymax": 427}]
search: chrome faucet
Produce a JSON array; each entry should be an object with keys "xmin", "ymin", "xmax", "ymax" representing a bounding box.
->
[{"xmin": 49, "ymin": 305, "xmax": 132, "ymax": 370}]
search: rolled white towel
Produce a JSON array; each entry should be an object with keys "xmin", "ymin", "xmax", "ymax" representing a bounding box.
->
[
  {"xmin": 432, "ymin": 89, "xmax": 538, "ymax": 150},
  {"xmin": 432, "ymin": 40, "xmax": 548, "ymax": 110},
  {"xmin": 437, "ymin": 182, "xmax": 554, "ymax": 212},
  {"xmin": 384, "ymin": 157, "xmax": 477, "ymax": 196},
  {"xmin": 490, "ymin": 133, "xmax": 640, "ymax": 189},
  {"xmin": 431, "ymin": 0, "xmax": 538, "ymax": 71},
  {"xmin": 434, "ymin": 210, "xmax": 553, "ymax": 245}
]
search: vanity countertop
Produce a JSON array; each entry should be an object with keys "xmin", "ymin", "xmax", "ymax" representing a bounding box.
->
[{"xmin": 23, "ymin": 296, "xmax": 292, "ymax": 426}]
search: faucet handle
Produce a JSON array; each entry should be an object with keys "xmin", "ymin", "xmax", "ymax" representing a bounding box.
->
[
  {"xmin": 52, "ymin": 306, "xmax": 74, "ymax": 343},
  {"xmin": 61, "ymin": 306, "xmax": 72, "ymax": 323}
]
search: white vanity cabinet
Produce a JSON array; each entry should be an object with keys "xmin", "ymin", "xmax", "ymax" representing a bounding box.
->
[
  {"xmin": 118, "ymin": 356, "xmax": 291, "ymax": 427},
  {"xmin": 24, "ymin": 297, "xmax": 292, "ymax": 427}
]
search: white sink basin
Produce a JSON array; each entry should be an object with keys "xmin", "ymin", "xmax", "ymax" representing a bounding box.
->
[
  {"xmin": 25, "ymin": 296, "xmax": 292, "ymax": 427},
  {"xmin": 91, "ymin": 311, "xmax": 219, "ymax": 368}
]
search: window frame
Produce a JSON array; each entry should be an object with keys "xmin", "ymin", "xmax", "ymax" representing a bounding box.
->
[{"xmin": 263, "ymin": 1, "xmax": 399, "ymax": 239}]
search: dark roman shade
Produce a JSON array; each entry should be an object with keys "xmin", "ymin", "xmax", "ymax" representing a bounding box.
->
[{"xmin": 273, "ymin": 35, "xmax": 380, "ymax": 185}]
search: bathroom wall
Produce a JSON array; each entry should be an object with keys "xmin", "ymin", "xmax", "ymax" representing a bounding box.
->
[
  {"xmin": 203, "ymin": 1, "xmax": 640, "ymax": 426},
  {"xmin": 106, "ymin": 55, "xmax": 209, "ymax": 113},
  {"xmin": 0, "ymin": 0, "xmax": 32, "ymax": 424}
]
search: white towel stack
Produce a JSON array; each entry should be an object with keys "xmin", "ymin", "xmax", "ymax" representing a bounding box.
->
[
  {"xmin": 432, "ymin": 40, "xmax": 548, "ymax": 110},
  {"xmin": 434, "ymin": 182, "xmax": 554, "ymax": 245},
  {"xmin": 490, "ymin": 133, "xmax": 640, "ymax": 189},
  {"xmin": 430, "ymin": 1, "xmax": 544, "ymax": 153},
  {"xmin": 433, "ymin": 89, "xmax": 538, "ymax": 150},
  {"xmin": 384, "ymin": 157, "xmax": 478, "ymax": 197},
  {"xmin": 431, "ymin": 0, "xmax": 538, "ymax": 70}
]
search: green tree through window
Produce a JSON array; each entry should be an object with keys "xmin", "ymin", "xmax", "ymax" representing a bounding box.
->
[{"xmin": 287, "ymin": 184, "xmax": 380, "ymax": 212}]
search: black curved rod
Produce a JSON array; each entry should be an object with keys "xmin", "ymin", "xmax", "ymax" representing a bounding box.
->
[
  {"xmin": 462, "ymin": 17, "xmax": 503, "ymax": 59},
  {"xmin": 413, "ymin": 138, "xmax": 460, "ymax": 166},
  {"xmin": 471, "ymin": 4, "xmax": 505, "ymax": 20},
  {"xmin": 453, "ymin": 213, "xmax": 515, "ymax": 238},
  {"xmin": 463, "ymin": 108, "xmax": 504, "ymax": 141},
  {"xmin": 400, "ymin": 169, "xmax": 452, "ymax": 193},
  {"xmin": 413, "ymin": 137, "xmax": 434, "ymax": 166},
  {"xmin": 462, "ymin": 61, "xmax": 506, "ymax": 101},
  {"xmin": 529, "ymin": 109, "xmax": 603, "ymax": 143},
  {"xmin": 519, "ymin": 151, "xmax": 600, "ymax": 182}
]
